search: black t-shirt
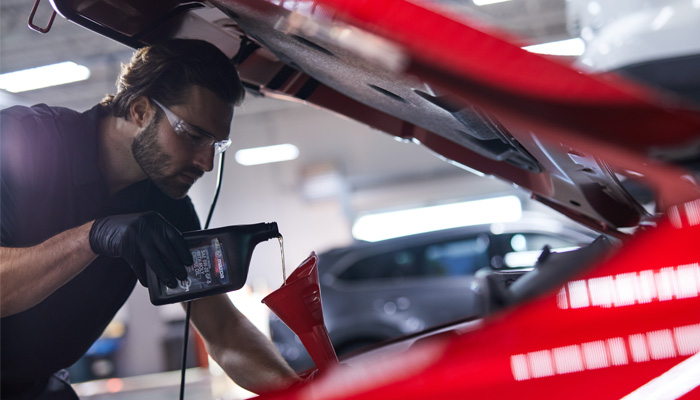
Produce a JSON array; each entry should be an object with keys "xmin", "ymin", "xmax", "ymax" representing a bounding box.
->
[{"xmin": 0, "ymin": 104, "xmax": 201, "ymax": 385}]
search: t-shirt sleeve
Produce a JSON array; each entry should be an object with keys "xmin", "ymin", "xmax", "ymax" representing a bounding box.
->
[
  {"xmin": 0, "ymin": 169, "xmax": 17, "ymax": 246},
  {"xmin": 1, "ymin": 111, "xmax": 22, "ymax": 245},
  {"xmin": 0, "ymin": 108, "xmax": 60, "ymax": 245}
]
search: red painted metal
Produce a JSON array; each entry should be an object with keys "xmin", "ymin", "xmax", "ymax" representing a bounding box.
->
[
  {"xmin": 258, "ymin": 203, "xmax": 700, "ymax": 399},
  {"xmin": 304, "ymin": 0, "xmax": 700, "ymax": 147},
  {"xmin": 262, "ymin": 252, "xmax": 339, "ymax": 372}
]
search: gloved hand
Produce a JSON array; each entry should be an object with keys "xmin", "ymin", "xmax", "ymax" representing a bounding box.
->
[{"xmin": 89, "ymin": 212, "xmax": 193, "ymax": 288}]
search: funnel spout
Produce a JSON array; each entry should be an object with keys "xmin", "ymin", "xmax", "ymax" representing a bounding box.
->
[{"xmin": 262, "ymin": 252, "xmax": 339, "ymax": 371}]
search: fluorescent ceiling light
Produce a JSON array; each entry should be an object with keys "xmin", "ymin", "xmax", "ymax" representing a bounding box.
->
[
  {"xmin": 522, "ymin": 38, "xmax": 585, "ymax": 57},
  {"xmin": 0, "ymin": 62, "xmax": 90, "ymax": 93},
  {"xmin": 473, "ymin": 0, "xmax": 512, "ymax": 5},
  {"xmin": 352, "ymin": 195, "xmax": 522, "ymax": 242},
  {"xmin": 234, "ymin": 143, "xmax": 299, "ymax": 166}
]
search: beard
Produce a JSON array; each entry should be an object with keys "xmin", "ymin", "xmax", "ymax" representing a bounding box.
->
[{"xmin": 131, "ymin": 118, "xmax": 200, "ymax": 199}]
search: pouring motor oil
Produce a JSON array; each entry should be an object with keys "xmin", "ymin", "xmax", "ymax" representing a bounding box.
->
[{"xmin": 147, "ymin": 222, "xmax": 280, "ymax": 305}]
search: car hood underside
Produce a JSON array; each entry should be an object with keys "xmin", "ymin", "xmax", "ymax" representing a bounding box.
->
[{"xmin": 50, "ymin": 0, "xmax": 700, "ymax": 236}]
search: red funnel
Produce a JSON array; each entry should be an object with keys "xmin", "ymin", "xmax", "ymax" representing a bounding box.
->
[{"xmin": 262, "ymin": 252, "xmax": 339, "ymax": 372}]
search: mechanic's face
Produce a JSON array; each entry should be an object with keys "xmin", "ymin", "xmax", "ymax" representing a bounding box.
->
[{"xmin": 132, "ymin": 86, "xmax": 233, "ymax": 199}]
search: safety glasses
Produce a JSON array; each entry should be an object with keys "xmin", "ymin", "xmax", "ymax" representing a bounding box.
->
[{"xmin": 151, "ymin": 99, "xmax": 232, "ymax": 155}]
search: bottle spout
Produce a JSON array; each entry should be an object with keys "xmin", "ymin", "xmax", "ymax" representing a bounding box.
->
[{"xmin": 246, "ymin": 222, "xmax": 280, "ymax": 243}]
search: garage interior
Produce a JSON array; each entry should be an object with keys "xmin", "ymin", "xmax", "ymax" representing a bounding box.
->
[{"xmin": 1, "ymin": 0, "xmax": 613, "ymax": 398}]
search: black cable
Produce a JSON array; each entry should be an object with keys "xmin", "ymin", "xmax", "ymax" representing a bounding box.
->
[
  {"xmin": 179, "ymin": 152, "xmax": 227, "ymax": 400},
  {"xmin": 205, "ymin": 152, "xmax": 226, "ymax": 230},
  {"xmin": 180, "ymin": 301, "xmax": 192, "ymax": 400}
]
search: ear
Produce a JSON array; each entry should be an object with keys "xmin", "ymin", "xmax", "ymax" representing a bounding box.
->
[{"xmin": 129, "ymin": 96, "xmax": 154, "ymax": 128}]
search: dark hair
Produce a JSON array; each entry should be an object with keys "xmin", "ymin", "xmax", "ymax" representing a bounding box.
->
[{"xmin": 101, "ymin": 39, "xmax": 245, "ymax": 119}]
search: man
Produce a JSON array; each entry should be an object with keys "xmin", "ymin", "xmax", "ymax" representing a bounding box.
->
[{"xmin": 0, "ymin": 39, "xmax": 300, "ymax": 398}]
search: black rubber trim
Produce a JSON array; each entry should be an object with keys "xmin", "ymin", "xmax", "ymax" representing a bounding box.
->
[
  {"xmin": 132, "ymin": 3, "xmax": 205, "ymax": 42},
  {"xmin": 232, "ymin": 38, "xmax": 260, "ymax": 66},
  {"xmin": 51, "ymin": 0, "xmax": 142, "ymax": 48},
  {"xmin": 267, "ymin": 66, "xmax": 297, "ymax": 91},
  {"xmin": 297, "ymin": 78, "xmax": 320, "ymax": 100}
]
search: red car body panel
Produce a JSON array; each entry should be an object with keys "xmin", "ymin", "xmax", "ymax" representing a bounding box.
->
[{"xmin": 258, "ymin": 209, "xmax": 700, "ymax": 399}]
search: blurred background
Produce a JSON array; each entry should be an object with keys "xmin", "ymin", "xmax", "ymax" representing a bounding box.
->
[{"xmin": 1, "ymin": 0, "xmax": 584, "ymax": 398}]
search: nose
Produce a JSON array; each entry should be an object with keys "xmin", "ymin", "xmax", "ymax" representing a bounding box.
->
[{"xmin": 192, "ymin": 146, "xmax": 215, "ymax": 172}]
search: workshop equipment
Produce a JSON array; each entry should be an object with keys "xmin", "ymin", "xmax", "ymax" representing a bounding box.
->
[{"xmin": 263, "ymin": 252, "xmax": 339, "ymax": 372}]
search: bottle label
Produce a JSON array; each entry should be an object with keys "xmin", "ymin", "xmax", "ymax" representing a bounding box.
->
[{"xmin": 164, "ymin": 237, "xmax": 230, "ymax": 296}]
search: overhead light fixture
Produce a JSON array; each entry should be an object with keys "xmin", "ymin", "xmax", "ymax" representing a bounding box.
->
[
  {"xmin": 0, "ymin": 61, "xmax": 90, "ymax": 93},
  {"xmin": 352, "ymin": 195, "xmax": 522, "ymax": 242},
  {"xmin": 522, "ymin": 38, "xmax": 585, "ymax": 56},
  {"xmin": 234, "ymin": 143, "xmax": 299, "ymax": 166},
  {"xmin": 473, "ymin": 0, "xmax": 512, "ymax": 5}
]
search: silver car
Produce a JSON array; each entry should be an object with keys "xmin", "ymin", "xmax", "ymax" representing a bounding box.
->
[{"xmin": 270, "ymin": 219, "xmax": 596, "ymax": 372}]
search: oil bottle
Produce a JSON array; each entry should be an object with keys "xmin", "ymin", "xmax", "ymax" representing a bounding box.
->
[{"xmin": 147, "ymin": 222, "xmax": 280, "ymax": 305}]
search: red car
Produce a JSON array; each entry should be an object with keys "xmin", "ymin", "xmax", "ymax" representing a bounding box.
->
[{"xmin": 45, "ymin": 0, "xmax": 700, "ymax": 398}]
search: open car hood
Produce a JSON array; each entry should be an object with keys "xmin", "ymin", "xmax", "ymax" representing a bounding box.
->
[{"xmin": 48, "ymin": 0, "xmax": 700, "ymax": 237}]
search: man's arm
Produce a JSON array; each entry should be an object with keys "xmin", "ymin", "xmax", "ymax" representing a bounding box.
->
[
  {"xmin": 0, "ymin": 221, "xmax": 97, "ymax": 317},
  {"xmin": 188, "ymin": 294, "xmax": 301, "ymax": 393},
  {"xmin": 1, "ymin": 211, "xmax": 195, "ymax": 317}
]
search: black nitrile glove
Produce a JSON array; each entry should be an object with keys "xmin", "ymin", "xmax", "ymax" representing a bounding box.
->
[{"xmin": 89, "ymin": 212, "xmax": 193, "ymax": 288}]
